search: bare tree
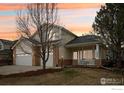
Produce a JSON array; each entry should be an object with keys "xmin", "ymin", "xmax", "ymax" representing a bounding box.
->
[{"xmin": 16, "ymin": 3, "xmax": 58, "ymax": 70}]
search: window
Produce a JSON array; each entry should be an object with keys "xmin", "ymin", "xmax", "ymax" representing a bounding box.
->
[
  {"xmin": 73, "ymin": 52, "xmax": 77, "ymax": 60},
  {"xmin": 83, "ymin": 50, "xmax": 93, "ymax": 59}
]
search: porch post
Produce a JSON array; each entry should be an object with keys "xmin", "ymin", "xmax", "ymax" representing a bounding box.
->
[
  {"xmin": 77, "ymin": 51, "xmax": 78, "ymax": 62},
  {"xmin": 77, "ymin": 51, "xmax": 79, "ymax": 64},
  {"xmin": 82, "ymin": 48, "xmax": 83, "ymax": 59},
  {"xmin": 95, "ymin": 44, "xmax": 101, "ymax": 67},
  {"xmin": 79, "ymin": 50, "xmax": 80, "ymax": 61},
  {"xmin": 13, "ymin": 48, "xmax": 16, "ymax": 65},
  {"xmin": 95, "ymin": 44, "xmax": 100, "ymax": 59},
  {"xmin": 92, "ymin": 46, "xmax": 95, "ymax": 59}
]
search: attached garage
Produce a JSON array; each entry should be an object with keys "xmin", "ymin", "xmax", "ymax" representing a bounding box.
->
[
  {"xmin": 16, "ymin": 54, "xmax": 53, "ymax": 67},
  {"xmin": 12, "ymin": 38, "xmax": 54, "ymax": 67}
]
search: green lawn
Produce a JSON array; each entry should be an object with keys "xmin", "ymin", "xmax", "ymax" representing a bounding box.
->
[{"xmin": 0, "ymin": 68, "xmax": 124, "ymax": 85}]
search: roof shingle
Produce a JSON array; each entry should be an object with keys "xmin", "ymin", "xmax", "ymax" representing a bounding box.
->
[{"xmin": 66, "ymin": 35, "xmax": 100, "ymax": 45}]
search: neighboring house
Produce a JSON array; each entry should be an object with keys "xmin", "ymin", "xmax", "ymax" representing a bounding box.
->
[
  {"xmin": 12, "ymin": 24, "xmax": 107, "ymax": 68},
  {"xmin": 0, "ymin": 39, "xmax": 16, "ymax": 65}
]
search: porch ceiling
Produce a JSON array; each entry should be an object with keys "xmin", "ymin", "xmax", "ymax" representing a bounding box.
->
[
  {"xmin": 65, "ymin": 42, "xmax": 99, "ymax": 48},
  {"xmin": 65, "ymin": 44, "xmax": 97, "ymax": 51}
]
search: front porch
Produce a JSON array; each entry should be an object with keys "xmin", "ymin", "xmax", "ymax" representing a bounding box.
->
[{"xmin": 66, "ymin": 44, "xmax": 105, "ymax": 67}]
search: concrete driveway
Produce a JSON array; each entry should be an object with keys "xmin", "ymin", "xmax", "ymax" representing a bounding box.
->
[{"xmin": 0, "ymin": 65, "xmax": 43, "ymax": 75}]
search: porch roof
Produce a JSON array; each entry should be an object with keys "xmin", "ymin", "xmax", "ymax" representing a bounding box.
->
[{"xmin": 65, "ymin": 35, "xmax": 100, "ymax": 48}]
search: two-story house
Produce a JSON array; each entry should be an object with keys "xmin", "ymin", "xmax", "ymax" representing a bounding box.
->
[{"xmin": 12, "ymin": 24, "xmax": 107, "ymax": 68}]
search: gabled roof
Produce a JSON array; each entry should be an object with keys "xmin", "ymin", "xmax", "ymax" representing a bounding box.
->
[
  {"xmin": 12, "ymin": 24, "xmax": 78, "ymax": 49},
  {"xmin": 31, "ymin": 24, "xmax": 78, "ymax": 38},
  {"xmin": 66, "ymin": 35, "xmax": 100, "ymax": 47},
  {"xmin": 53, "ymin": 24, "xmax": 78, "ymax": 37},
  {"xmin": 11, "ymin": 36, "xmax": 38, "ymax": 49}
]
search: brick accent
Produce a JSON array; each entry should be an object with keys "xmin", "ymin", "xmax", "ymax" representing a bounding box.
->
[
  {"xmin": 72, "ymin": 60, "xmax": 78, "ymax": 66},
  {"xmin": 95, "ymin": 59, "xmax": 102, "ymax": 67},
  {"xmin": 13, "ymin": 48, "xmax": 16, "ymax": 65},
  {"xmin": 53, "ymin": 47, "xmax": 59, "ymax": 67},
  {"xmin": 58, "ymin": 59, "xmax": 73, "ymax": 67},
  {"xmin": 32, "ymin": 46, "xmax": 41, "ymax": 66}
]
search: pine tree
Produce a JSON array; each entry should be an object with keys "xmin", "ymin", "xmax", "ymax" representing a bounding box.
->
[{"xmin": 93, "ymin": 3, "xmax": 124, "ymax": 68}]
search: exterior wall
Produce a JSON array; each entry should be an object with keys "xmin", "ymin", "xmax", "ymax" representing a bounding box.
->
[
  {"xmin": 14, "ymin": 39, "xmax": 33, "ymax": 66},
  {"xmin": 33, "ymin": 27, "xmax": 62, "ymax": 42},
  {"xmin": 32, "ymin": 26, "xmax": 76, "ymax": 67},
  {"xmin": 13, "ymin": 48, "xmax": 16, "ymax": 65},
  {"xmin": 58, "ymin": 30, "xmax": 76, "ymax": 66},
  {"xmin": 53, "ymin": 47, "xmax": 59, "ymax": 66},
  {"xmin": 61, "ymin": 30, "xmax": 76, "ymax": 45},
  {"xmin": 15, "ymin": 40, "xmax": 32, "ymax": 55},
  {"xmin": 40, "ymin": 53, "xmax": 53, "ymax": 67},
  {"xmin": 32, "ymin": 34, "xmax": 40, "ymax": 42},
  {"xmin": 94, "ymin": 44, "xmax": 107, "ymax": 67},
  {"xmin": 59, "ymin": 47, "xmax": 73, "ymax": 59},
  {"xmin": 95, "ymin": 59, "xmax": 102, "ymax": 67},
  {"xmin": 32, "ymin": 46, "xmax": 41, "ymax": 66}
]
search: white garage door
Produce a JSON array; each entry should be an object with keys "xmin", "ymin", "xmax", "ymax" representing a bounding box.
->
[
  {"xmin": 16, "ymin": 53, "xmax": 53, "ymax": 67},
  {"xmin": 16, "ymin": 54, "xmax": 32, "ymax": 66},
  {"xmin": 41, "ymin": 53, "xmax": 53, "ymax": 67}
]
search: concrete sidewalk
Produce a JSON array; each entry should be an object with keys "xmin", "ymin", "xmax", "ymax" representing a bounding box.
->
[{"xmin": 0, "ymin": 65, "xmax": 43, "ymax": 75}]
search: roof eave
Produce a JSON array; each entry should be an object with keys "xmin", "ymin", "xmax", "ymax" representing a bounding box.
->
[{"xmin": 65, "ymin": 42, "xmax": 100, "ymax": 48}]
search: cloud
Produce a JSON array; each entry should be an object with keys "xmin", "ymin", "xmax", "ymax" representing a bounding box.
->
[
  {"xmin": 0, "ymin": 31, "xmax": 18, "ymax": 40},
  {"xmin": 0, "ymin": 3, "xmax": 103, "ymax": 11},
  {"xmin": 0, "ymin": 3, "xmax": 102, "ymax": 40},
  {"xmin": 65, "ymin": 24, "xmax": 93, "ymax": 36},
  {"xmin": 57, "ymin": 3, "xmax": 103, "ymax": 9},
  {"xmin": 0, "ymin": 4, "xmax": 26, "ymax": 11},
  {"xmin": 59, "ymin": 11, "xmax": 96, "ymax": 23},
  {"xmin": 0, "ymin": 25, "xmax": 16, "ymax": 32},
  {"xmin": 0, "ymin": 15, "xmax": 16, "ymax": 20}
]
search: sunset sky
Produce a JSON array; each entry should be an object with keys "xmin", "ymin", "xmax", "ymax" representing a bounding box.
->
[{"xmin": 0, "ymin": 3, "xmax": 103, "ymax": 40}]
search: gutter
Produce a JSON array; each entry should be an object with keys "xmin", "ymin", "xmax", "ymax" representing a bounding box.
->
[{"xmin": 65, "ymin": 42, "xmax": 100, "ymax": 48}]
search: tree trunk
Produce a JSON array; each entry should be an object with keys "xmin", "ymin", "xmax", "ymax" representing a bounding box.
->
[{"xmin": 43, "ymin": 62, "xmax": 46, "ymax": 71}]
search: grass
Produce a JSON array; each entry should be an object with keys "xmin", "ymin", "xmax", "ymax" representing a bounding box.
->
[{"xmin": 0, "ymin": 68, "xmax": 124, "ymax": 85}]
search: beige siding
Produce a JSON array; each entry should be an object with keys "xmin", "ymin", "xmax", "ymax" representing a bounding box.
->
[
  {"xmin": 61, "ymin": 31, "xmax": 76, "ymax": 45},
  {"xmin": 15, "ymin": 40, "xmax": 32, "ymax": 55},
  {"xmin": 33, "ymin": 27, "xmax": 61, "ymax": 42},
  {"xmin": 59, "ymin": 47, "xmax": 73, "ymax": 59},
  {"xmin": 59, "ymin": 30, "xmax": 76, "ymax": 60}
]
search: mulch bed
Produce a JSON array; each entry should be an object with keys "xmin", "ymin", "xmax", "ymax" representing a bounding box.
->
[{"xmin": 0, "ymin": 68, "xmax": 62, "ymax": 79}]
